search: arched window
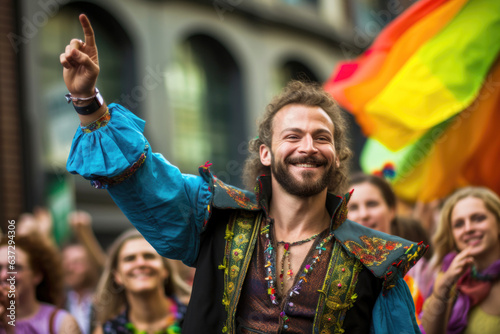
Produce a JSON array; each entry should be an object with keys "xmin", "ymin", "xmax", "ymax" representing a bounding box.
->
[{"xmin": 166, "ymin": 34, "xmax": 246, "ymax": 187}]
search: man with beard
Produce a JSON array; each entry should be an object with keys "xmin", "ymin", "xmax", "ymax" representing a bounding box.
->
[{"xmin": 61, "ymin": 14, "xmax": 426, "ymax": 333}]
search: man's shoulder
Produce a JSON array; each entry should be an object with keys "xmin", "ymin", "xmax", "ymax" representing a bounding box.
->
[
  {"xmin": 198, "ymin": 164, "xmax": 259, "ymax": 211},
  {"xmin": 334, "ymin": 219, "xmax": 428, "ymax": 290},
  {"xmin": 212, "ymin": 177, "xmax": 259, "ymax": 211}
]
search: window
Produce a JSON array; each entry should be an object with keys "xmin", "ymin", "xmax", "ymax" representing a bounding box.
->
[
  {"xmin": 166, "ymin": 35, "xmax": 246, "ymax": 187},
  {"xmin": 348, "ymin": 0, "xmax": 413, "ymax": 42}
]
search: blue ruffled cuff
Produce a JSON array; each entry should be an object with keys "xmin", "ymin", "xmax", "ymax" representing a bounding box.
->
[
  {"xmin": 370, "ymin": 278, "xmax": 421, "ymax": 334},
  {"xmin": 66, "ymin": 103, "xmax": 146, "ymax": 182}
]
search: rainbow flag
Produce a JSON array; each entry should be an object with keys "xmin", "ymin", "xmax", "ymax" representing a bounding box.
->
[
  {"xmin": 404, "ymin": 275, "xmax": 424, "ymax": 326},
  {"xmin": 325, "ymin": 0, "xmax": 500, "ymax": 202}
]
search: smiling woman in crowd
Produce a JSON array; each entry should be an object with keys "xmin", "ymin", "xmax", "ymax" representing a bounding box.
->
[
  {"xmin": 0, "ymin": 233, "xmax": 81, "ymax": 334},
  {"xmin": 347, "ymin": 173, "xmax": 397, "ymax": 234},
  {"xmin": 421, "ymin": 187, "xmax": 500, "ymax": 334},
  {"xmin": 93, "ymin": 229, "xmax": 191, "ymax": 334}
]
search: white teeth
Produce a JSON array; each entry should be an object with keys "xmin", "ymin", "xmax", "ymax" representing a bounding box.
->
[
  {"xmin": 131, "ymin": 272, "xmax": 152, "ymax": 278},
  {"xmin": 466, "ymin": 237, "xmax": 481, "ymax": 243},
  {"xmin": 295, "ymin": 164, "xmax": 316, "ymax": 168}
]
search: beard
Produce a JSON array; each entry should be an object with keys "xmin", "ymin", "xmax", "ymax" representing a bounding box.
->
[{"xmin": 271, "ymin": 154, "xmax": 334, "ymax": 197}]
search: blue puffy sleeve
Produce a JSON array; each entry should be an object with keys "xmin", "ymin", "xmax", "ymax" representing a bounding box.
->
[
  {"xmin": 66, "ymin": 103, "xmax": 212, "ymax": 266},
  {"xmin": 370, "ymin": 278, "xmax": 421, "ymax": 334}
]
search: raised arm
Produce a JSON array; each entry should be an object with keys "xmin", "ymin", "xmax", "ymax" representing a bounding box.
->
[
  {"xmin": 60, "ymin": 14, "xmax": 106, "ymax": 125},
  {"xmin": 68, "ymin": 211, "xmax": 106, "ymax": 270},
  {"xmin": 62, "ymin": 15, "xmax": 213, "ymax": 266}
]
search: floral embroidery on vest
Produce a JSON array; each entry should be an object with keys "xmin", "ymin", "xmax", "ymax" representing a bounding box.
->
[
  {"xmin": 343, "ymin": 236, "xmax": 402, "ymax": 267},
  {"xmin": 220, "ymin": 211, "xmax": 261, "ymax": 333},
  {"xmin": 314, "ymin": 242, "xmax": 363, "ymax": 333}
]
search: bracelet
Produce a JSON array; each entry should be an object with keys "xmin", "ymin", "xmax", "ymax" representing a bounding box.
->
[
  {"xmin": 65, "ymin": 90, "xmax": 98, "ymax": 103},
  {"xmin": 65, "ymin": 88, "xmax": 104, "ymax": 115}
]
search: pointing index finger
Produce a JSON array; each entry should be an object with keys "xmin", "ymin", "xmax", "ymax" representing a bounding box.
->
[{"xmin": 79, "ymin": 14, "xmax": 96, "ymax": 47}]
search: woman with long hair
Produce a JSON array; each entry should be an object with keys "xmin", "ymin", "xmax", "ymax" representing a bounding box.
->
[
  {"xmin": 421, "ymin": 187, "xmax": 500, "ymax": 334},
  {"xmin": 0, "ymin": 233, "xmax": 81, "ymax": 334},
  {"xmin": 93, "ymin": 229, "xmax": 191, "ymax": 334},
  {"xmin": 347, "ymin": 172, "xmax": 397, "ymax": 234}
]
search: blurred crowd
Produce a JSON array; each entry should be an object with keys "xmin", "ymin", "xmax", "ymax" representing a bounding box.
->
[
  {"xmin": 347, "ymin": 175, "xmax": 500, "ymax": 333},
  {"xmin": 0, "ymin": 208, "xmax": 194, "ymax": 334},
  {"xmin": 1, "ymin": 175, "xmax": 499, "ymax": 334}
]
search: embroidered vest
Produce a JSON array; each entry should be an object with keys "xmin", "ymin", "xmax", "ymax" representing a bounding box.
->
[
  {"xmin": 220, "ymin": 210, "xmax": 363, "ymax": 334},
  {"xmin": 203, "ymin": 173, "xmax": 428, "ymax": 333}
]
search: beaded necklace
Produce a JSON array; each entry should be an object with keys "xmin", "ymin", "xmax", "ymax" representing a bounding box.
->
[
  {"xmin": 125, "ymin": 322, "xmax": 181, "ymax": 334},
  {"xmin": 276, "ymin": 233, "xmax": 320, "ymax": 293},
  {"xmin": 262, "ymin": 218, "xmax": 334, "ymax": 329},
  {"xmin": 124, "ymin": 298, "xmax": 180, "ymax": 334}
]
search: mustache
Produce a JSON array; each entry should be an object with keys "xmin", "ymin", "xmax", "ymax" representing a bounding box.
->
[{"xmin": 284, "ymin": 156, "xmax": 328, "ymax": 165}]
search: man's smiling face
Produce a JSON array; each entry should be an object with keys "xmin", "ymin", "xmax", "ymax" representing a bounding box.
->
[{"xmin": 260, "ymin": 104, "xmax": 339, "ymax": 197}]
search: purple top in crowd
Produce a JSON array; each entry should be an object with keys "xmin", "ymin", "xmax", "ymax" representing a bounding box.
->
[{"xmin": 0, "ymin": 303, "xmax": 72, "ymax": 334}]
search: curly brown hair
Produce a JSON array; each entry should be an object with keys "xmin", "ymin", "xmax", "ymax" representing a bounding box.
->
[
  {"xmin": 0, "ymin": 233, "xmax": 64, "ymax": 306},
  {"xmin": 242, "ymin": 80, "xmax": 352, "ymax": 194}
]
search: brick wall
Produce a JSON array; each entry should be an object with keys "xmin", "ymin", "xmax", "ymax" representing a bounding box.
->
[{"xmin": 0, "ymin": 0, "xmax": 24, "ymax": 228}]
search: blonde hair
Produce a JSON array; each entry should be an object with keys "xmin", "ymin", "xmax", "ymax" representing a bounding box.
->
[
  {"xmin": 93, "ymin": 229, "xmax": 192, "ymax": 323},
  {"xmin": 431, "ymin": 187, "xmax": 500, "ymax": 268}
]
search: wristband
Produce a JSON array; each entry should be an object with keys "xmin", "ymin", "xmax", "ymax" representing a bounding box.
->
[{"xmin": 65, "ymin": 88, "xmax": 104, "ymax": 115}]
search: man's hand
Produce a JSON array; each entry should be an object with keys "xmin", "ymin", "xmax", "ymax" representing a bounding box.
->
[
  {"xmin": 68, "ymin": 210, "xmax": 107, "ymax": 269},
  {"xmin": 17, "ymin": 208, "xmax": 52, "ymax": 238},
  {"xmin": 60, "ymin": 14, "xmax": 99, "ymax": 98}
]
